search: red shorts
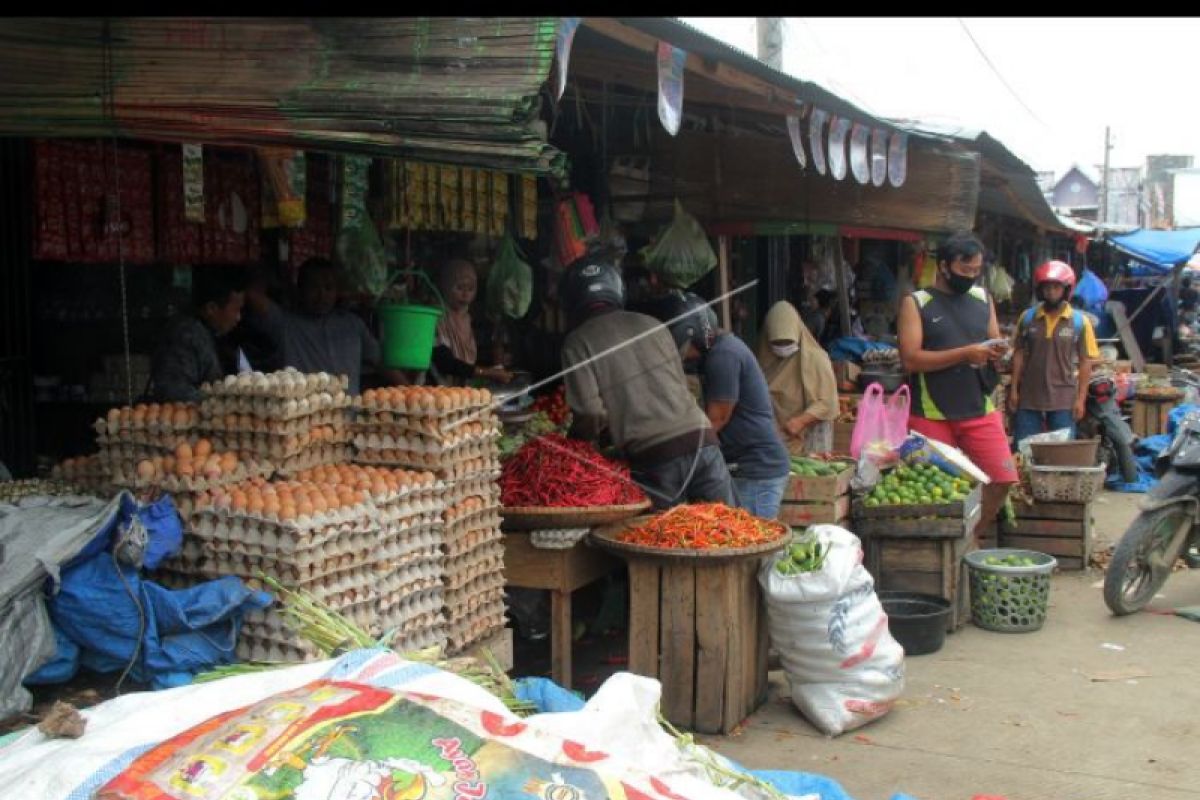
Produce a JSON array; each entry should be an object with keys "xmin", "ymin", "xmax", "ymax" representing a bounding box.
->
[{"xmin": 908, "ymin": 410, "xmax": 1018, "ymax": 484}]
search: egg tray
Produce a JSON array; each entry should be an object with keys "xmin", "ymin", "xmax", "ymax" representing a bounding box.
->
[
  {"xmin": 205, "ymin": 431, "xmax": 350, "ymax": 460},
  {"xmin": 198, "ymin": 409, "xmax": 350, "ymax": 437},
  {"xmin": 110, "ymin": 461, "xmax": 272, "ymax": 494},
  {"xmin": 442, "ymin": 551, "xmax": 504, "ymax": 588},
  {"xmin": 96, "ymin": 437, "xmax": 183, "ymax": 456},
  {"xmin": 351, "ymin": 410, "xmax": 499, "ymax": 439},
  {"xmin": 356, "ymin": 389, "xmax": 493, "ymax": 417},
  {"xmin": 93, "ymin": 417, "xmax": 197, "ymax": 439},
  {"xmin": 236, "ymin": 636, "xmax": 324, "ymax": 665},
  {"xmin": 187, "ymin": 523, "xmax": 444, "ymax": 564},
  {"xmin": 444, "ymin": 513, "xmax": 503, "ymax": 539},
  {"xmin": 381, "ymin": 548, "xmax": 446, "ymax": 575},
  {"xmin": 0, "ymin": 479, "xmax": 95, "ymax": 505},
  {"xmin": 265, "ymin": 446, "xmax": 354, "ymax": 477},
  {"xmin": 444, "ymin": 492, "xmax": 502, "ymax": 515},
  {"xmin": 49, "ymin": 463, "xmax": 112, "ymax": 485},
  {"xmin": 443, "ymin": 527, "xmax": 503, "ymax": 558},
  {"xmin": 192, "ymin": 505, "xmax": 442, "ymax": 540},
  {"xmin": 378, "ymin": 569, "xmax": 444, "ymax": 598},
  {"xmin": 444, "ymin": 480, "xmax": 503, "ymax": 505},
  {"xmin": 379, "ymin": 607, "xmax": 446, "ymax": 636},
  {"xmin": 443, "ymin": 539, "xmax": 504, "ymax": 569},
  {"xmin": 444, "ymin": 573, "xmax": 506, "ymax": 609},
  {"xmin": 178, "ymin": 533, "xmax": 441, "ymax": 575},
  {"xmin": 385, "ymin": 625, "xmax": 448, "ymax": 654},
  {"xmin": 200, "ymin": 392, "xmax": 353, "ymax": 421},
  {"xmin": 378, "ymin": 584, "xmax": 444, "ymax": 617},
  {"xmin": 351, "ymin": 428, "xmax": 501, "ymax": 456},
  {"xmin": 351, "ymin": 452, "xmax": 500, "ymax": 482},
  {"xmin": 350, "ymin": 441, "xmax": 500, "ymax": 469},
  {"xmin": 445, "ymin": 601, "xmax": 508, "ymax": 634},
  {"xmin": 202, "ymin": 370, "xmax": 349, "ymax": 399},
  {"xmin": 445, "ymin": 610, "xmax": 508, "ymax": 656}
]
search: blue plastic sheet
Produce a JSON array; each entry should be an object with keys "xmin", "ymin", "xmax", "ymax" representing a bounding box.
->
[
  {"xmin": 1168, "ymin": 404, "xmax": 1200, "ymax": 435},
  {"xmin": 1074, "ymin": 268, "xmax": 1109, "ymax": 314},
  {"xmin": 1111, "ymin": 228, "xmax": 1200, "ymax": 268},
  {"xmin": 828, "ymin": 337, "xmax": 898, "ymax": 364}
]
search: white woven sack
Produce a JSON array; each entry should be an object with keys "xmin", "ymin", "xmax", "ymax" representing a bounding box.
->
[{"xmin": 758, "ymin": 524, "xmax": 905, "ymax": 736}]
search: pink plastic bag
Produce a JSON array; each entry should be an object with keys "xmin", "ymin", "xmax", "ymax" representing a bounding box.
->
[{"xmin": 850, "ymin": 383, "xmax": 910, "ymax": 460}]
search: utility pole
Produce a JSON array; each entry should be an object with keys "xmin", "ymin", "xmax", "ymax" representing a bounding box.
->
[
  {"xmin": 1099, "ymin": 126, "xmax": 1112, "ymax": 225},
  {"xmin": 756, "ymin": 18, "xmax": 784, "ymax": 70}
]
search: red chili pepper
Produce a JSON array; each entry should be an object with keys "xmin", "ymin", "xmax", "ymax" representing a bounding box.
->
[
  {"xmin": 617, "ymin": 503, "xmax": 787, "ymax": 550},
  {"xmin": 500, "ymin": 434, "xmax": 646, "ymax": 507}
]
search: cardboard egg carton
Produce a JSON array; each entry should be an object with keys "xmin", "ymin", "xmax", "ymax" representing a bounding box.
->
[
  {"xmin": 201, "ymin": 391, "xmax": 353, "ymax": 421},
  {"xmin": 202, "ymin": 369, "xmax": 349, "ymax": 399},
  {"xmin": 350, "ymin": 440, "xmax": 500, "ymax": 469},
  {"xmin": 378, "ymin": 570, "xmax": 443, "ymax": 598},
  {"xmin": 445, "ymin": 605, "xmax": 508, "ymax": 655},
  {"xmin": 352, "ymin": 427, "xmax": 500, "ymax": 456},
  {"xmin": 110, "ymin": 458, "xmax": 272, "ymax": 494},
  {"xmin": 444, "ymin": 538, "xmax": 504, "ymax": 569},
  {"xmin": 207, "ymin": 429, "xmax": 349, "ymax": 460},
  {"xmin": 379, "ymin": 604, "xmax": 445, "ymax": 634},
  {"xmin": 385, "ymin": 624, "xmax": 448, "ymax": 654},
  {"xmin": 236, "ymin": 635, "xmax": 323, "ymax": 664},
  {"xmin": 443, "ymin": 527, "xmax": 503, "ymax": 558},
  {"xmin": 93, "ymin": 404, "xmax": 199, "ymax": 438},
  {"xmin": 265, "ymin": 445, "xmax": 353, "ymax": 477},
  {"xmin": 185, "ymin": 534, "xmax": 425, "ymax": 576},
  {"xmin": 352, "ymin": 409, "xmax": 498, "ymax": 439},
  {"xmin": 193, "ymin": 507, "xmax": 377, "ymax": 541},
  {"xmin": 443, "ymin": 479, "xmax": 503, "ymax": 505},
  {"xmin": 96, "ymin": 436, "xmax": 183, "ymax": 455},
  {"xmin": 357, "ymin": 387, "xmax": 493, "ymax": 417},
  {"xmin": 443, "ymin": 549, "xmax": 504, "ymax": 587},
  {"xmin": 444, "ymin": 573, "xmax": 506, "ymax": 610},
  {"xmin": 378, "ymin": 583, "xmax": 444, "ymax": 616},
  {"xmin": 199, "ymin": 409, "xmax": 350, "ymax": 437}
]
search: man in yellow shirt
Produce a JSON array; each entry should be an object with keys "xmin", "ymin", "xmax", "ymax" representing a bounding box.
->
[{"xmin": 1008, "ymin": 261, "xmax": 1100, "ymax": 446}]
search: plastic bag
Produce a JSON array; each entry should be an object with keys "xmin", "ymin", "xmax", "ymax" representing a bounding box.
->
[
  {"xmin": 641, "ymin": 199, "xmax": 717, "ymax": 288},
  {"xmin": 258, "ymin": 147, "xmax": 306, "ymax": 228},
  {"xmin": 1075, "ymin": 268, "xmax": 1109, "ymax": 313},
  {"xmin": 485, "ymin": 232, "xmax": 534, "ymax": 320},
  {"xmin": 850, "ymin": 383, "xmax": 909, "ymax": 462},
  {"xmin": 898, "ymin": 432, "xmax": 991, "ymax": 484},
  {"xmin": 987, "ymin": 265, "xmax": 1015, "ymax": 303},
  {"xmin": 759, "ymin": 525, "xmax": 905, "ymax": 736},
  {"xmin": 335, "ymin": 155, "xmax": 388, "ymax": 299}
]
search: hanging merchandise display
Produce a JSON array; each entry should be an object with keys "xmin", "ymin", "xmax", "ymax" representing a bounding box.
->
[
  {"xmin": 488, "ymin": 169, "xmax": 509, "ymax": 236},
  {"xmin": 486, "ymin": 232, "xmax": 534, "ymax": 320},
  {"xmin": 159, "ymin": 148, "xmax": 260, "ymax": 265},
  {"xmin": 888, "ymin": 131, "xmax": 909, "ymax": 188},
  {"xmin": 286, "ymin": 155, "xmax": 334, "ymax": 271},
  {"xmin": 33, "ymin": 140, "xmax": 155, "ymax": 264},
  {"xmin": 336, "ymin": 155, "xmax": 388, "ymax": 300},
  {"xmin": 181, "ymin": 144, "xmax": 205, "ymax": 224},
  {"xmin": 915, "ymin": 241, "xmax": 939, "ymax": 289},
  {"xmin": 808, "ymin": 107, "xmax": 829, "ymax": 175},
  {"xmin": 641, "ymin": 199, "xmax": 717, "ymax": 289},
  {"xmin": 870, "ymin": 128, "xmax": 889, "ymax": 187},
  {"xmin": 387, "ymin": 162, "xmax": 512, "ymax": 236},
  {"xmin": 516, "ymin": 174, "xmax": 538, "ymax": 239},
  {"xmin": 849, "ymin": 123, "xmax": 871, "ymax": 185},
  {"xmin": 258, "ymin": 147, "xmax": 307, "ymax": 229},
  {"xmin": 656, "ymin": 40, "xmax": 686, "ymax": 136},
  {"xmin": 553, "ymin": 195, "xmax": 587, "ymax": 268},
  {"xmin": 554, "ymin": 17, "xmax": 581, "ymax": 101},
  {"xmin": 786, "ymin": 113, "xmax": 808, "ymax": 169},
  {"xmin": 827, "ymin": 115, "xmax": 851, "ymax": 181}
]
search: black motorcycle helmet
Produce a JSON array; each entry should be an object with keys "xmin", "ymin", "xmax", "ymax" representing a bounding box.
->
[
  {"xmin": 559, "ymin": 258, "xmax": 625, "ymax": 324},
  {"xmin": 655, "ymin": 290, "xmax": 717, "ymax": 353}
]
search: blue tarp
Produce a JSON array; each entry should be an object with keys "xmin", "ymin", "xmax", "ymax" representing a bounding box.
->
[{"xmin": 1110, "ymin": 228, "xmax": 1200, "ymax": 268}]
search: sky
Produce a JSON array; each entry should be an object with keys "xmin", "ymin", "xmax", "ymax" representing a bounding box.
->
[{"xmin": 679, "ymin": 17, "xmax": 1200, "ymax": 182}]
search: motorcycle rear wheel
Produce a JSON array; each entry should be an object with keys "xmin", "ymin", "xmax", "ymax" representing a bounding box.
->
[{"xmin": 1104, "ymin": 505, "xmax": 1191, "ymax": 615}]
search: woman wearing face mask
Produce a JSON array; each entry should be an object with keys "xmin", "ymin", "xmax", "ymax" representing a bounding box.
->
[
  {"xmin": 755, "ymin": 300, "xmax": 840, "ymax": 453},
  {"xmin": 897, "ymin": 231, "xmax": 1017, "ymax": 542},
  {"xmin": 431, "ymin": 258, "xmax": 513, "ymax": 386}
]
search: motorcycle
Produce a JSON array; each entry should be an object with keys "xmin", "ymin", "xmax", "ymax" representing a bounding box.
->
[
  {"xmin": 1076, "ymin": 373, "xmax": 1139, "ymax": 484},
  {"xmin": 1103, "ymin": 409, "xmax": 1200, "ymax": 615}
]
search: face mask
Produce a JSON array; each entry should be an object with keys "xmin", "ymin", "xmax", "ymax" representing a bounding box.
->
[
  {"xmin": 943, "ymin": 269, "xmax": 976, "ymax": 295},
  {"xmin": 771, "ymin": 342, "xmax": 799, "ymax": 358},
  {"xmin": 1042, "ymin": 297, "xmax": 1064, "ymax": 311}
]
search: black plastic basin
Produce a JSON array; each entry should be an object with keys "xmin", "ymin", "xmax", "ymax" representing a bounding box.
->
[{"xmin": 879, "ymin": 591, "xmax": 951, "ymax": 656}]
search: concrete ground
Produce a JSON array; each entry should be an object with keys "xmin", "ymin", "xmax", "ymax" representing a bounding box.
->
[{"xmin": 703, "ymin": 492, "xmax": 1200, "ymax": 800}]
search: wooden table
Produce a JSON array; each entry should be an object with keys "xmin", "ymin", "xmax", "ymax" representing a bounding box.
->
[{"xmin": 502, "ymin": 532, "xmax": 621, "ymax": 689}]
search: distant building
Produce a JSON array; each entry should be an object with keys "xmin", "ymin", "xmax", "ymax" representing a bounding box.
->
[
  {"xmin": 1102, "ymin": 166, "xmax": 1142, "ymax": 228},
  {"xmin": 1145, "ymin": 154, "xmax": 1195, "ymax": 229},
  {"xmin": 1046, "ymin": 165, "xmax": 1099, "ymax": 220},
  {"xmin": 1044, "ymin": 164, "xmax": 1141, "ymax": 228}
]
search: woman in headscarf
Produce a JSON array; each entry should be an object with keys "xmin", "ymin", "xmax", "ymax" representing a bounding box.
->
[
  {"xmin": 755, "ymin": 300, "xmax": 840, "ymax": 453},
  {"xmin": 430, "ymin": 258, "xmax": 512, "ymax": 386}
]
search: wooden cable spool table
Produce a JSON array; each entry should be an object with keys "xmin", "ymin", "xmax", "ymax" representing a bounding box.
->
[{"xmin": 589, "ymin": 517, "xmax": 788, "ymax": 734}]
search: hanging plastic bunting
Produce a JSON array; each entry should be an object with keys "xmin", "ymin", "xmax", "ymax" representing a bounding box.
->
[
  {"xmin": 849, "ymin": 122, "xmax": 870, "ymax": 185},
  {"xmin": 656, "ymin": 41, "xmax": 686, "ymax": 136},
  {"xmin": 808, "ymin": 107, "xmax": 829, "ymax": 175},
  {"xmin": 554, "ymin": 17, "xmax": 581, "ymax": 101},
  {"xmin": 888, "ymin": 131, "xmax": 909, "ymax": 187},
  {"xmin": 870, "ymin": 128, "xmax": 888, "ymax": 187},
  {"xmin": 182, "ymin": 143, "xmax": 204, "ymax": 223},
  {"xmin": 827, "ymin": 115, "xmax": 851, "ymax": 181},
  {"xmin": 786, "ymin": 113, "xmax": 807, "ymax": 169}
]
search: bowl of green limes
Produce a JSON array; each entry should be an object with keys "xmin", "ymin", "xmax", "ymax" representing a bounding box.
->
[{"xmin": 963, "ymin": 548, "xmax": 1057, "ymax": 633}]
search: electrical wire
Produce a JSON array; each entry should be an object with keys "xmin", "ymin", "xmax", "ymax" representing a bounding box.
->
[{"xmin": 956, "ymin": 18, "xmax": 1048, "ymax": 130}]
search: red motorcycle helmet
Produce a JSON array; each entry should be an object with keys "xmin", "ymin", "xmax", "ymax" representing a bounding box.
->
[{"xmin": 1033, "ymin": 260, "xmax": 1077, "ymax": 302}]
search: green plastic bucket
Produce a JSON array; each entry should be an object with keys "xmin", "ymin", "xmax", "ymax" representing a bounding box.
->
[{"xmin": 377, "ymin": 270, "xmax": 445, "ymax": 371}]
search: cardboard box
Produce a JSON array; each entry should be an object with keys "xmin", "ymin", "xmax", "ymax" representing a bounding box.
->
[{"xmin": 833, "ymin": 421, "xmax": 855, "ymax": 455}]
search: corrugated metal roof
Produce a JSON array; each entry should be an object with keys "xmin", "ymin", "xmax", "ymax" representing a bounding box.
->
[{"xmin": 0, "ymin": 18, "xmax": 564, "ymax": 174}]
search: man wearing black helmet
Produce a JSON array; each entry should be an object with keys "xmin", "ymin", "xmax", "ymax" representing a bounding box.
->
[
  {"xmin": 559, "ymin": 259, "xmax": 735, "ymax": 510},
  {"xmin": 654, "ymin": 291, "xmax": 790, "ymax": 519}
]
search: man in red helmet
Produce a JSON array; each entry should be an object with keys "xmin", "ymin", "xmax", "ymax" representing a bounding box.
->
[{"xmin": 1008, "ymin": 260, "xmax": 1100, "ymax": 447}]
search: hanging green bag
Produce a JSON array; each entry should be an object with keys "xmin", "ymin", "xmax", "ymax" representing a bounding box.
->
[
  {"xmin": 641, "ymin": 198, "xmax": 717, "ymax": 289},
  {"xmin": 486, "ymin": 232, "xmax": 534, "ymax": 320}
]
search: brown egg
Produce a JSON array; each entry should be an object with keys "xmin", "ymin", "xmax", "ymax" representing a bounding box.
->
[
  {"xmin": 176, "ymin": 461, "xmax": 195, "ymax": 478},
  {"xmin": 175, "ymin": 442, "xmax": 193, "ymax": 461},
  {"xmin": 296, "ymin": 501, "xmax": 314, "ymax": 518},
  {"xmin": 278, "ymin": 504, "xmax": 297, "ymax": 521},
  {"xmin": 194, "ymin": 438, "xmax": 213, "ymax": 459},
  {"xmin": 219, "ymin": 452, "xmax": 239, "ymax": 473},
  {"xmin": 246, "ymin": 493, "xmax": 265, "ymax": 515},
  {"xmin": 136, "ymin": 460, "xmax": 156, "ymax": 481},
  {"xmin": 172, "ymin": 407, "xmax": 190, "ymax": 427}
]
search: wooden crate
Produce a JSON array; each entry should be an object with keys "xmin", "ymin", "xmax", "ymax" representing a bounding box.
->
[
  {"xmin": 1132, "ymin": 397, "xmax": 1174, "ymax": 437},
  {"xmin": 864, "ymin": 534, "xmax": 975, "ymax": 632},
  {"xmin": 832, "ymin": 421, "xmax": 855, "ymax": 455},
  {"xmin": 852, "ymin": 485, "xmax": 983, "ymax": 539},
  {"xmin": 626, "ymin": 557, "xmax": 768, "ymax": 734},
  {"xmin": 1000, "ymin": 500, "xmax": 1093, "ymax": 571},
  {"xmin": 784, "ymin": 461, "xmax": 854, "ymax": 501},
  {"xmin": 778, "ymin": 494, "xmax": 851, "ymax": 528}
]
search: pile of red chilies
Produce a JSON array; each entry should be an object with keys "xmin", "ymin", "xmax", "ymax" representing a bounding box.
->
[{"xmin": 500, "ymin": 434, "xmax": 647, "ymax": 507}]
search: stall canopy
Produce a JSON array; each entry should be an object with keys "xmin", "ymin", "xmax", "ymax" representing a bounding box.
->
[
  {"xmin": 0, "ymin": 18, "xmax": 565, "ymax": 175},
  {"xmin": 1110, "ymin": 228, "xmax": 1200, "ymax": 269}
]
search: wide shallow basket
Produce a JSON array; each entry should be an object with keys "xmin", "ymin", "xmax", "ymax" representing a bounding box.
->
[
  {"xmin": 500, "ymin": 500, "xmax": 652, "ymax": 531},
  {"xmin": 589, "ymin": 515, "xmax": 789, "ymax": 561},
  {"xmin": 1029, "ymin": 464, "xmax": 1106, "ymax": 503},
  {"xmin": 964, "ymin": 548, "xmax": 1057, "ymax": 633}
]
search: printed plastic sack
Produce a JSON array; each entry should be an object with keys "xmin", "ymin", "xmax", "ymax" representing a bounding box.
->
[
  {"xmin": 641, "ymin": 199, "xmax": 717, "ymax": 288},
  {"xmin": 898, "ymin": 433, "xmax": 991, "ymax": 484},
  {"xmin": 850, "ymin": 383, "xmax": 909, "ymax": 463},
  {"xmin": 1074, "ymin": 268, "xmax": 1109, "ymax": 314},
  {"xmin": 485, "ymin": 232, "xmax": 533, "ymax": 320},
  {"xmin": 335, "ymin": 155, "xmax": 388, "ymax": 299},
  {"xmin": 759, "ymin": 525, "xmax": 905, "ymax": 736}
]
